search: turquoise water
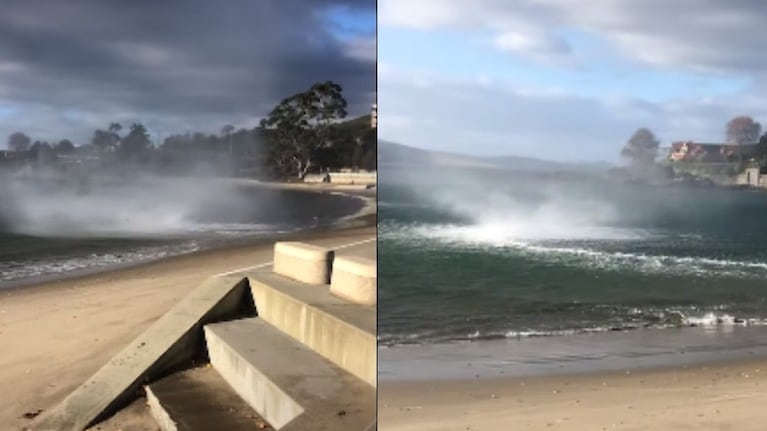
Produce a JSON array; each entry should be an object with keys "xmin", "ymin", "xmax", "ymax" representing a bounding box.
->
[{"xmin": 378, "ymin": 167, "xmax": 767, "ymax": 346}]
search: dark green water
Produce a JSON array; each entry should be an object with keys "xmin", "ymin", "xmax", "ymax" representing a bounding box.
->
[
  {"xmin": 0, "ymin": 175, "xmax": 363, "ymax": 285},
  {"xmin": 378, "ymin": 167, "xmax": 767, "ymax": 346}
]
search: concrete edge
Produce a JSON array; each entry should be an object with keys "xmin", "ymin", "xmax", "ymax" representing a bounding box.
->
[
  {"xmin": 274, "ymin": 242, "xmax": 332, "ymax": 260},
  {"xmin": 332, "ymin": 256, "xmax": 376, "ymax": 277},
  {"xmin": 28, "ymin": 275, "xmax": 253, "ymax": 431},
  {"xmin": 273, "ymin": 242, "xmax": 334, "ymax": 285},
  {"xmin": 329, "ymin": 256, "xmax": 376, "ymax": 306},
  {"xmin": 204, "ymin": 323, "xmax": 305, "ymax": 429},
  {"xmin": 248, "ymin": 272, "xmax": 376, "ymax": 335},
  {"xmin": 145, "ymin": 385, "xmax": 178, "ymax": 431}
]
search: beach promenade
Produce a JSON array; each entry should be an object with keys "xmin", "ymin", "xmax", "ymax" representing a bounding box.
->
[{"xmin": 0, "ymin": 223, "xmax": 375, "ymax": 431}]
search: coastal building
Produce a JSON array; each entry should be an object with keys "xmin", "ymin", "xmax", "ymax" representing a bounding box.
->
[
  {"xmin": 0, "ymin": 150, "xmax": 26, "ymax": 168},
  {"xmin": 667, "ymin": 141, "xmax": 767, "ymax": 188},
  {"xmin": 304, "ymin": 170, "xmax": 376, "ymax": 185},
  {"xmin": 0, "ymin": 150, "xmax": 16, "ymax": 159},
  {"xmin": 668, "ymin": 141, "xmax": 758, "ymax": 163},
  {"xmin": 737, "ymin": 159, "xmax": 767, "ymax": 187}
]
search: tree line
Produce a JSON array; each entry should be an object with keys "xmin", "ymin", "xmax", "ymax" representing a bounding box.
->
[{"xmin": 4, "ymin": 81, "xmax": 376, "ymax": 179}]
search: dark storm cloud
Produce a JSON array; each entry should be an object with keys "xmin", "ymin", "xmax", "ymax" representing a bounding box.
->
[{"xmin": 0, "ymin": 0, "xmax": 375, "ymax": 144}]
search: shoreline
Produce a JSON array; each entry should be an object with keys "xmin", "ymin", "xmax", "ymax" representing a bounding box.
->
[
  {"xmin": 379, "ymin": 324, "xmax": 767, "ymax": 381},
  {"xmin": 0, "ymin": 180, "xmax": 376, "ymax": 292}
]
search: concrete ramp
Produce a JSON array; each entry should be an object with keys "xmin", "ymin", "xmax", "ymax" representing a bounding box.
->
[
  {"xmin": 204, "ymin": 317, "xmax": 375, "ymax": 430},
  {"xmin": 28, "ymin": 275, "xmax": 253, "ymax": 431}
]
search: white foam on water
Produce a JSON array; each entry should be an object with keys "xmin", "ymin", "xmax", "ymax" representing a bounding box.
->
[
  {"xmin": 412, "ymin": 221, "xmax": 646, "ymax": 243},
  {"xmin": 383, "ymin": 221, "xmax": 767, "ymax": 279},
  {"xmin": 685, "ymin": 312, "xmax": 737, "ymax": 326},
  {"xmin": 0, "ymin": 241, "xmax": 201, "ymax": 283},
  {"xmin": 379, "ymin": 313, "xmax": 767, "ymax": 346}
]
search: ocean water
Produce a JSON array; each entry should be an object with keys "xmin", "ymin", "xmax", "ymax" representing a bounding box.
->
[
  {"xmin": 0, "ymin": 175, "xmax": 363, "ymax": 285},
  {"xmin": 378, "ymin": 166, "xmax": 767, "ymax": 347}
]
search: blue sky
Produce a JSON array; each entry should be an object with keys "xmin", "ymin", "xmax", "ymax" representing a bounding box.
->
[
  {"xmin": 378, "ymin": 0, "xmax": 767, "ymax": 162},
  {"xmin": 321, "ymin": 4, "xmax": 377, "ymax": 41}
]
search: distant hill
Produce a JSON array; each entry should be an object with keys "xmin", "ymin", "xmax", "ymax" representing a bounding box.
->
[
  {"xmin": 378, "ymin": 140, "xmax": 501, "ymax": 169},
  {"xmin": 378, "ymin": 140, "xmax": 612, "ymax": 173}
]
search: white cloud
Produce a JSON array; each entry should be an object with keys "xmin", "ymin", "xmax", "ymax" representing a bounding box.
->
[
  {"xmin": 494, "ymin": 29, "xmax": 570, "ymax": 60},
  {"xmin": 342, "ymin": 36, "xmax": 377, "ymax": 63},
  {"xmin": 378, "ymin": 0, "xmax": 475, "ymax": 29},
  {"xmin": 380, "ymin": 0, "xmax": 767, "ymax": 73}
]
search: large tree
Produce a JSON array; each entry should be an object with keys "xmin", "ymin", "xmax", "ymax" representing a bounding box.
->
[
  {"xmin": 7, "ymin": 132, "xmax": 31, "ymax": 152},
  {"xmin": 119, "ymin": 123, "xmax": 151, "ymax": 161},
  {"xmin": 726, "ymin": 116, "xmax": 761, "ymax": 145},
  {"xmin": 91, "ymin": 122, "xmax": 123, "ymax": 152},
  {"xmin": 55, "ymin": 139, "xmax": 75, "ymax": 154},
  {"xmin": 108, "ymin": 122, "xmax": 123, "ymax": 148},
  {"xmin": 259, "ymin": 80, "xmax": 348, "ymax": 179},
  {"xmin": 621, "ymin": 127, "xmax": 660, "ymax": 165}
]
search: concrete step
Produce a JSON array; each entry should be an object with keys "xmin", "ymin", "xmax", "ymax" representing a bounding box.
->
[
  {"xmin": 204, "ymin": 317, "xmax": 375, "ymax": 431},
  {"xmin": 145, "ymin": 366, "xmax": 272, "ymax": 431},
  {"xmin": 247, "ymin": 270, "xmax": 376, "ymax": 387}
]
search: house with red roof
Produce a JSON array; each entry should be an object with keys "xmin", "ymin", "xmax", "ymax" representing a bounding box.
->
[{"xmin": 668, "ymin": 141, "xmax": 759, "ymax": 163}]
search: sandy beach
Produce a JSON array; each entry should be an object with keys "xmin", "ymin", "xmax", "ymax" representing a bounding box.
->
[
  {"xmin": 0, "ymin": 208, "xmax": 374, "ymax": 430},
  {"xmin": 379, "ymin": 354, "xmax": 767, "ymax": 431}
]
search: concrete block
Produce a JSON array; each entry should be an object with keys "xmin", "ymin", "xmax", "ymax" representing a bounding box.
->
[
  {"xmin": 273, "ymin": 242, "xmax": 333, "ymax": 285},
  {"xmin": 248, "ymin": 271, "xmax": 376, "ymax": 387},
  {"xmin": 205, "ymin": 318, "xmax": 375, "ymax": 430},
  {"xmin": 145, "ymin": 367, "xmax": 268, "ymax": 431},
  {"xmin": 330, "ymin": 256, "xmax": 376, "ymax": 306}
]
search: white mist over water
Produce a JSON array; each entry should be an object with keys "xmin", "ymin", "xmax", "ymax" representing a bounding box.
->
[
  {"xmin": 406, "ymin": 172, "xmax": 645, "ymax": 243},
  {"xmin": 0, "ymin": 172, "xmax": 275, "ymax": 238}
]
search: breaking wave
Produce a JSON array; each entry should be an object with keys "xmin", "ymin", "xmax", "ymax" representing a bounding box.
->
[{"xmin": 378, "ymin": 311, "xmax": 767, "ymax": 347}]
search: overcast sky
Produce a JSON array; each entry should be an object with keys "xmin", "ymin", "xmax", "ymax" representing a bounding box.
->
[
  {"xmin": 379, "ymin": 0, "xmax": 767, "ymax": 162},
  {"xmin": 0, "ymin": 0, "xmax": 375, "ymax": 148}
]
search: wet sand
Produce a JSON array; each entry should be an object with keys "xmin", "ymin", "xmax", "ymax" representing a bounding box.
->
[
  {"xmin": 379, "ymin": 350, "xmax": 767, "ymax": 431},
  {"xmin": 0, "ymin": 222, "xmax": 374, "ymax": 430}
]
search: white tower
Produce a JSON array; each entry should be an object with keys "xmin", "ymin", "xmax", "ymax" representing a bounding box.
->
[{"xmin": 371, "ymin": 104, "xmax": 377, "ymax": 128}]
